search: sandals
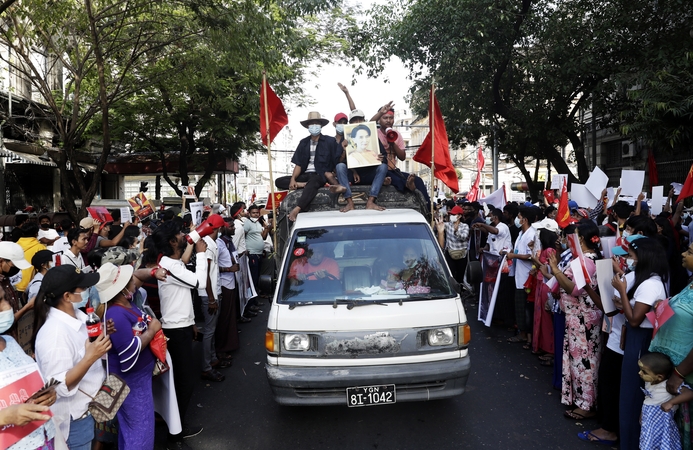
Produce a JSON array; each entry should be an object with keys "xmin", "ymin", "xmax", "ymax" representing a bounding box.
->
[
  {"xmin": 577, "ymin": 431, "xmax": 617, "ymax": 446},
  {"xmin": 201, "ymin": 369, "xmax": 225, "ymax": 382},
  {"xmin": 522, "ymin": 343, "xmax": 531, "ymax": 350},
  {"xmin": 540, "ymin": 359, "xmax": 552, "ymax": 367},
  {"xmin": 539, "ymin": 354, "xmax": 554, "ymax": 361},
  {"xmin": 507, "ymin": 336, "xmax": 524, "ymax": 343},
  {"xmin": 564, "ymin": 409, "xmax": 596, "ymax": 420}
]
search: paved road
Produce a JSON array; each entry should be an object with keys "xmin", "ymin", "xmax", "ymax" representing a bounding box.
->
[{"xmin": 156, "ymin": 302, "xmax": 606, "ymax": 450}]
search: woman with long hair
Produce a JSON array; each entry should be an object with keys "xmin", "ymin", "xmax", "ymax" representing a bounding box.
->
[
  {"xmin": 548, "ymin": 221, "xmax": 603, "ymax": 421},
  {"xmin": 612, "ymin": 237, "xmax": 669, "ymax": 450},
  {"xmin": 531, "ymin": 226, "xmax": 558, "ymax": 358},
  {"xmin": 33, "ymin": 265, "xmax": 111, "ymax": 450}
]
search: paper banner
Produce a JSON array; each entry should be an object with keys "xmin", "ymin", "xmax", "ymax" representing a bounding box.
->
[
  {"xmin": 571, "ymin": 183, "xmax": 599, "ymax": 209},
  {"xmin": 606, "ymin": 187, "xmax": 616, "ymax": 207},
  {"xmin": 620, "ymin": 170, "xmax": 645, "ymax": 197},
  {"xmin": 595, "ymin": 259, "xmax": 616, "ymax": 314},
  {"xmin": 651, "ymin": 186, "xmax": 664, "ymax": 216},
  {"xmin": 551, "ymin": 174, "xmax": 568, "ymax": 190},
  {"xmin": 120, "ymin": 207, "xmax": 132, "ymax": 224},
  {"xmin": 600, "ymin": 236, "xmax": 617, "ymax": 259},
  {"xmin": 570, "ymin": 258, "xmax": 587, "ymax": 290},
  {"xmin": 585, "ymin": 166, "xmax": 609, "ymax": 199},
  {"xmin": 0, "ymin": 363, "xmax": 49, "ymax": 449}
]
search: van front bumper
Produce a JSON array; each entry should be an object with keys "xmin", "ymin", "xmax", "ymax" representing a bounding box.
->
[{"xmin": 265, "ymin": 356, "xmax": 470, "ymax": 406}]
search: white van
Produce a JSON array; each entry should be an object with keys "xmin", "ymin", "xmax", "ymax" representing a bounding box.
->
[{"xmin": 264, "ymin": 208, "xmax": 471, "ymax": 406}]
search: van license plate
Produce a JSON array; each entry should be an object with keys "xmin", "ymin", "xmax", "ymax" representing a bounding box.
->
[{"xmin": 346, "ymin": 384, "xmax": 396, "ymax": 407}]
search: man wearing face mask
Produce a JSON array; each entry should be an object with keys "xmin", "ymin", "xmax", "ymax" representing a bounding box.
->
[
  {"xmin": 37, "ymin": 214, "xmax": 60, "ymax": 247},
  {"xmin": 435, "ymin": 205, "xmax": 470, "ymax": 284},
  {"xmin": 27, "ymin": 250, "xmax": 53, "ymax": 303},
  {"xmin": 0, "ymin": 242, "xmax": 32, "ymax": 338},
  {"xmin": 275, "ymin": 111, "xmax": 338, "ymax": 222},
  {"xmin": 463, "ymin": 201, "xmax": 486, "ymax": 262}
]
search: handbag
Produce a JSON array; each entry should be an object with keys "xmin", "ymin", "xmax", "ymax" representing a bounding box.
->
[
  {"xmin": 448, "ymin": 248, "xmax": 467, "ymax": 260},
  {"xmin": 150, "ymin": 329, "xmax": 170, "ymax": 376},
  {"xmin": 80, "ymin": 373, "xmax": 131, "ymax": 423}
]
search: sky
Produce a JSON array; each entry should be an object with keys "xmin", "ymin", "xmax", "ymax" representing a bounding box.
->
[{"xmin": 274, "ymin": 59, "xmax": 414, "ymax": 152}]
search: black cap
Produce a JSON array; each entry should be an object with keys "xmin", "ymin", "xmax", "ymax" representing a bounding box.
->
[
  {"xmin": 41, "ymin": 265, "xmax": 100, "ymax": 299},
  {"xmin": 31, "ymin": 250, "xmax": 54, "ymax": 270}
]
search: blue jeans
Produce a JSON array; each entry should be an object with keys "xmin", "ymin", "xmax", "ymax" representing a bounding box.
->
[
  {"xmin": 67, "ymin": 414, "xmax": 95, "ymax": 450},
  {"xmin": 386, "ymin": 169, "xmax": 431, "ymax": 206},
  {"xmin": 201, "ymin": 296, "xmax": 219, "ymax": 372},
  {"xmin": 335, "ymin": 163, "xmax": 388, "ymax": 199}
]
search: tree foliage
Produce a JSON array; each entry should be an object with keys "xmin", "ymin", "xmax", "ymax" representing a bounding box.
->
[{"xmin": 352, "ymin": 0, "xmax": 693, "ymax": 199}]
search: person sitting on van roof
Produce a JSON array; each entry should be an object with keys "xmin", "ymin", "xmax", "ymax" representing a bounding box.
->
[
  {"xmin": 274, "ymin": 111, "xmax": 340, "ymax": 222},
  {"xmin": 288, "ymin": 244, "xmax": 340, "ymax": 285}
]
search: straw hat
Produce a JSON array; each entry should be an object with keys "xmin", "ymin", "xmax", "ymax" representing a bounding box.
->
[
  {"xmin": 96, "ymin": 263, "xmax": 134, "ymax": 304},
  {"xmin": 300, "ymin": 111, "xmax": 329, "ymax": 128}
]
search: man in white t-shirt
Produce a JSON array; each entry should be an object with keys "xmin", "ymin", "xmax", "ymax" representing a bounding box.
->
[
  {"xmin": 56, "ymin": 228, "xmax": 89, "ymax": 271},
  {"xmin": 474, "ymin": 207, "xmax": 512, "ymax": 256},
  {"xmin": 506, "ymin": 207, "xmax": 538, "ymax": 345},
  {"xmin": 37, "ymin": 214, "xmax": 60, "ymax": 247}
]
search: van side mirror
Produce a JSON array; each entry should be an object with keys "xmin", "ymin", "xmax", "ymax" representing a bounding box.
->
[
  {"xmin": 449, "ymin": 276, "xmax": 461, "ymax": 295},
  {"xmin": 259, "ymin": 274, "xmax": 274, "ymax": 296}
]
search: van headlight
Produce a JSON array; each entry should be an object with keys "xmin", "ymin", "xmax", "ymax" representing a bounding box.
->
[
  {"xmin": 283, "ymin": 333, "xmax": 310, "ymax": 351},
  {"xmin": 427, "ymin": 327, "xmax": 454, "ymax": 346}
]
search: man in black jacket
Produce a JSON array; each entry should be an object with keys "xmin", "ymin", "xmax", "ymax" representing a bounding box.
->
[{"xmin": 275, "ymin": 111, "xmax": 338, "ymax": 221}]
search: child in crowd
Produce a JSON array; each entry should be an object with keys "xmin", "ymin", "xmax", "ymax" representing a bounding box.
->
[{"xmin": 639, "ymin": 352, "xmax": 693, "ymax": 450}]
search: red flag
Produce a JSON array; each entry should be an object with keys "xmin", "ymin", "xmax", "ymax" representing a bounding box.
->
[
  {"xmin": 413, "ymin": 87, "xmax": 459, "ymax": 193},
  {"xmin": 556, "ymin": 178, "xmax": 573, "ymax": 228},
  {"xmin": 676, "ymin": 163, "xmax": 693, "ymax": 202},
  {"xmin": 477, "ymin": 146, "xmax": 485, "ymax": 172},
  {"xmin": 265, "ymin": 190, "xmax": 288, "ymax": 210},
  {"xmin": 543, "ymin": 189, "xmax": 555, "ymax": 204},
  {"xmin": 260, "ymin": 77, "xmax": 288, "ymax": 146},
  {"xmin": 647, "ymin": 150, "xmax": 659, "ymax": 186},
  {"xmin": 250, "ymin": 189, "xmax": 257, "ymax": 203},
  {"xmin": 467, "ymin": 147, "xmax": 485, "ymax": 201}
]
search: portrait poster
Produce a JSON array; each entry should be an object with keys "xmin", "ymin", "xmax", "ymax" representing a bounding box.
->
[
  {"xmin": 190, "ymin": 201, "xmax": 204, "ymax": 226},
  {"xmin": 128, "ymin": 192, "xmax": 154, "ymax": 219},
  {"xmin": 0, "ymin": 363, "xmax": 50, "ymax": 449},
  {"xmin": 86, "ymin": 207, "xmax": 113, "ymax": 223},
  {"xmin": 344, "ymin": 121, "xmax": 381, "ymax": 169}
]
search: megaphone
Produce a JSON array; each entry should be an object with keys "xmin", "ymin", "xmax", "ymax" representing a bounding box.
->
[
  {"xmin": 185, "ymin": 214, "xmax": 225, "ymax": 245},
  {"xmin": 385, "ymin": 128, "xmax": 399, "ymax": 143}
]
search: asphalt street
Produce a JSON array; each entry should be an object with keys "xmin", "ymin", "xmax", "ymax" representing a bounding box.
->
[{"xmin": 154, "ymin": 301, "xmax": 612, "ymax": 450}]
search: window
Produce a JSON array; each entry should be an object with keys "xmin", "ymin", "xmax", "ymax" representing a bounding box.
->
[{"xmin": 279, "ymin": 224, "xmax": 454, "ymax": 304}]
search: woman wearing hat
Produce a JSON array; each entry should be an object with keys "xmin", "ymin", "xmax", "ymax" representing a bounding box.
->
[
  {"xmin": 33, "ymin": 265, "xmax": 111, "ymax": 450},
  {"xmin": 96, "ymin": 262, "xmax": 161, "ymax": 450}
]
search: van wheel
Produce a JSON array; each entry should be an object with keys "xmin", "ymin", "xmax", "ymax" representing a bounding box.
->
[{"xmin": 465, "ymin": 261, "xmax": 482, "ymax": 285}]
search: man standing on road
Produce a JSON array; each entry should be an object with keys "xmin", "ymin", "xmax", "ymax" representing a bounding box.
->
[
  {"xmin": 216, "ymin": 217, "xmax": 240, "ymax": 359},
  {"xmin": 274, "ymin": 111, "xmax": 338, "ymax": 221},
  {"xmin": 151, "ymin": 221, "xmax": 208, "ymax": 448}
]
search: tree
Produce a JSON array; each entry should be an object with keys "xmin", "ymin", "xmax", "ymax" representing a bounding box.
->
[
  {"xmin": 352, "ymin": 0, "xmax": 693, "ymax": 200},
  {"xmin": 0, "ymin": 0, "xmax": 198, "ymax": 219},
  {"xmin": 111, "ymin": 0, "xmax": 355, "ymax": 198}
]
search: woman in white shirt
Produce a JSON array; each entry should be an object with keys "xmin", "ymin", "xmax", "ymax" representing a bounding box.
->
[
  {"xmin": 33, "ymin": 265, "xmax": 111, "ymax": 450},
  {"xmin": 612, "ymin": 237, "xmax": 669, "ymax": 450}
]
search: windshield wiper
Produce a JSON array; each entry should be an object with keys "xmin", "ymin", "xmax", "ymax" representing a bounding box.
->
[{"xmin": 288, "ymin": 301, "xmax": 317, "ymax": 310}]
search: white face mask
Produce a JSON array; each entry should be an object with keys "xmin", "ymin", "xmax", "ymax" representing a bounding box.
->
[
  {"xmin": 626, "ymin": 258, "xmax": 637, "ymax": 271},
  {"xmin": 0, "ymin": 308, "xmax": 14, "ymax": 334},
  {"xmin": 335, "ymin": 124, "xmax": 345, "ymax": 135},
  {"xmin": 448, "ymin": 215, "xmax": 457, "ymax": 222},
  {"xmin": 308, "ymin": 124, "xmax": 322, "ymax": 136},
  {"xmin": 622, "ymin": 230, "xmax": 631, "ymax": 238}
]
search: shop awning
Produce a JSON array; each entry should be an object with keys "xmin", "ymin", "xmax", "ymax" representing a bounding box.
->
[{"xmin": 0, "ymin": 148, "xmax": 57, "ymax": 167}]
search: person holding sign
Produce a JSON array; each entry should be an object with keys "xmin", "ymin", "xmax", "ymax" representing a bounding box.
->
[
  {"xmin": 33, "ymin": 265, "xmax": 110, "ymax": 450},
  {"xmin": 0, "ymin": 287, "xmax": 58, "ymax": 449},
  {"xmin": 547, "ymin": 221, "xmax": 602, "ymax": 422},
  {"xmin": 611, "ymin": 237, "xmax": 669, "ymax": 450}
]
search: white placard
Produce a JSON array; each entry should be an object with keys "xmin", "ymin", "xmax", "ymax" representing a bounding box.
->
[
  {"xmin": 551, "ymin": 174, "xmax": 568, "ymax": 189},
  {"xmin": 672, "ymin": 182, "xmax": 683, "ymax": 195},
  {"xmin": 570, "ymin": 183, "xmax": 599, "ymax": 209},
  {"xmin": 620, "ymin": 170, "xmax": 645, "ymax": 197},
  {"xmin": 595, "ymin": 259, "xmax": 616, "ymax": 314},
  {"xmin": 585, "ymin": 166, "xmax": 609, "ymax": 199},
  {"xmin": 651, "ymin": 186, "xmax": 664, "ymax": 216},
  {"xmin": 120, "ymin": 207, "xmax": 132, "ymax": 224},
  {"xmin": 190, "ymin": 201, "xmax": 204, "ymax": 226},
  {"xmin": 606, "ymin": 187, "xmax": 616, "ymax": 207},
  {"xmin": 570, "ymin": 258, "xmax": 587, "ymax": 290},
  {"xmin": 600, "ymin": 236, "xmax": 617, "ymax": 259}
]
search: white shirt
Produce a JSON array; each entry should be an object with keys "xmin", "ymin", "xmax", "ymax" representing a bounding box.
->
[
  {"xmin": 513, "ymin": 227, "xmax": 537, "ymax": 288},
  {"xmin": 57, "ymin": 249, "xmax": 85, "ymax": 270},
  {"xmin": 38, "ymin": 228, "xmax": 60, "ymax": 242},
  {"xmin": 488, "ymin": 222, "xmax": 512, "ymax": 255},
  {"xmin": 158, "ymin": 253, "xmax": 208, "ymax": 329},
  {"xmin": 52, "ymin": 236, "xmax": 71, "ymax": 255},
  {"xmin": 26, "ymin": 272, "xmax": 44, "ymax": 300},
  {"xmin": 35, "ymin": 308, "xmax": 105, "ymax": 439},
  {"xmin": 197, "ymin": 236, "xmax": 219, "ymax": 299},
  {"xmin": 233, "ymin": 218, "xmax": 247, "ymax": 253},
  {"xmin": 217, "ymin": 237, "xmax": 236, "ymax": 290},
  {"xmin": 630, "ymin": 273, "xmax": 666, "ymax": 329}
]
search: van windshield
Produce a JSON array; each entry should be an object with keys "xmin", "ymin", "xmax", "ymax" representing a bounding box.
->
[{"xmin": 277, "ymin": 223, "xmax": 455, "ymax": 304}]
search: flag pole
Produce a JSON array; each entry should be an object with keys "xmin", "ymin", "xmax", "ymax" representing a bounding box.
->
[
  {"xmin": 430, "ymin": 79, "xmax": 436, "ymax": 227},
  {"xmin": 262, "ymin": 72, "xmax": 278, "ymax": 254}
]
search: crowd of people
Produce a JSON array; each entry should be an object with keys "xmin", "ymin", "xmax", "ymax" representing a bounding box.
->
[
  {"xmin": 0, "ymin": 202, "xmax": 271, "ymax": 450},
  {"xmin": 433, "ymin": 186, "xmax": 693, "ymax": 449}
]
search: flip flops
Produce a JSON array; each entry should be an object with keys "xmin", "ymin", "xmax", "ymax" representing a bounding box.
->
[
  {"xmin": 577, "ymin": 431, "xmax": 617, "ymax": 446},
  {"xmin": 507, "ymin": 336, "xmax": 524, "ymax": 343},
  {"xmin": 564, "ymin": 409, "xmax": 596, "ymax": 420}
]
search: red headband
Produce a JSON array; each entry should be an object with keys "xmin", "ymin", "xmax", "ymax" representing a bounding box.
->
[{"xmin": 232, "ymin": 208, "xmax": 243, "ymax": 218}]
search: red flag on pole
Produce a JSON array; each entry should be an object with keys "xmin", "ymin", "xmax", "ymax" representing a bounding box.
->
[
  {"xmin": 466, "ymin": 147, "xmax": 485, "ymax": 201},
  {"xmin": 250, "ymin": 189, "xmax": 257, "ymax": 204},
  {"xmin": 260, "ymin": 78, "xmax": 288, "ymax": 146},
  {"xmin": 556, "ymin": 178, "xmax": 573, "ymax": 228},
  {"xmin": 413, "ymin": 87, "xmax": 459, "ymax": 193},
  {"xmin": 677, "ymin": 163, "xmax": 693, "ymax": 202},
  {"xmin": 265, "ymin": 190, "xmax": 288, "ymax": 210}
]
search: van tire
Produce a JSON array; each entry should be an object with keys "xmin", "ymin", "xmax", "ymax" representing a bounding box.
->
[{"xmin": 465, "ymin": 261, "xmax": 482, "ymax": 285}]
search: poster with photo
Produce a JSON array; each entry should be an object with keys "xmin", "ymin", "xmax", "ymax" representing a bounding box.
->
[
  {"xmin": 86, "ymin": 206, "xmax": 113, "ymax": 223},
  {"xmin": 128, "ymin": 192, "xmax": 154, "ymax": 219},
  {"xmin": 344, "ymin": 121, "xmax": 381, "ymax": 169},
  {"xmin": 190, "ymin": 201, "xmax": 204, "ymax": 226}
]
